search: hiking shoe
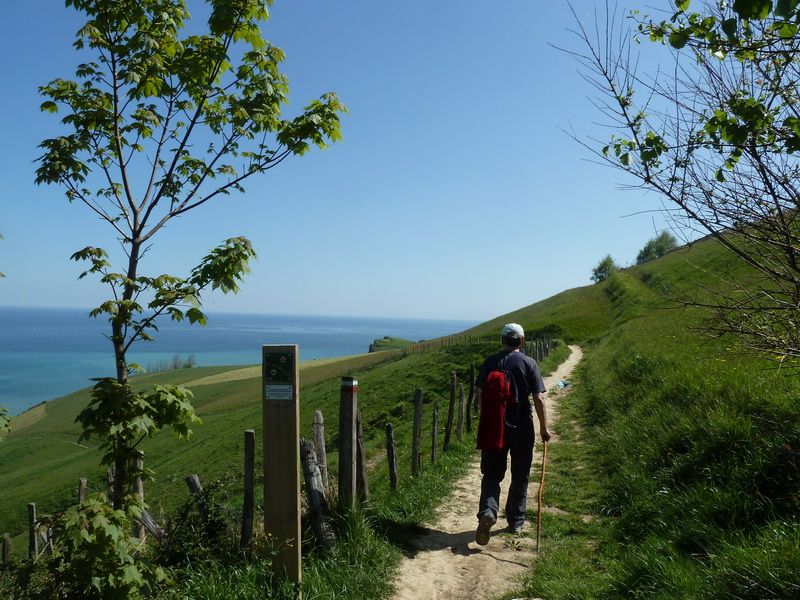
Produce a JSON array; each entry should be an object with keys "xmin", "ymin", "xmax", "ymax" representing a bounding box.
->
[
  {"xmin": 506, "ymin": 523, "xmax": 524, "ymax": 534},
  {"xmin": 475, "ymin": 514, "xmax": 496, "ymax": 545}
]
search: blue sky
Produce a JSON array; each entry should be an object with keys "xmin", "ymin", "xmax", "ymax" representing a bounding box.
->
[{"xmin": 0, "ymin": 1, "xmax": 675, "ymax": 321}]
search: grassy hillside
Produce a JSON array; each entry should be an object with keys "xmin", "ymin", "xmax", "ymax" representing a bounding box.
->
[
  {"xmin": 0, "ymin": 334, "xmax": 568, "ymax": 598},
  {"xmin": 3, "ymin": 232, "xmax": 798, "ymax": 598},
  {"xmin": 506, "ymin": 239, "xmax": 800, "ymax": 598},
  {"xmin": 0, "ymin": 349, "xmax": 451, "ymax": 532},
  {"xmin": 465, "ymin": 282, "xmax": 613, "ymax": 343}
]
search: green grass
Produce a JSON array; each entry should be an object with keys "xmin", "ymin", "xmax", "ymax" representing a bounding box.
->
[
  {"xmin": 464, "ymin": 282, "xmax": 614, "ymax": 343},
  {"xmin": 5, "ymin": 232, "xmax": 800, "ymax": 598},
  {"xmin": 501, "ymin": 235, "xmax": 800, "ymax": 599},
  {"xmin": 526, "ymin": 237, "xmax": 800, "ymax": 598}
]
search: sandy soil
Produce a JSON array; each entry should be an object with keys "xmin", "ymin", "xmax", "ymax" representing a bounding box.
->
[{"xmin": 390, "ymin": 345, "xmax": 583, "ymax": 600}]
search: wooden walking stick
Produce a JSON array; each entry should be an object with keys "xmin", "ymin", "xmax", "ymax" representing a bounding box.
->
[{"xmin": 536, "ymin": 440, "xmax": 548, "ymax": 554}]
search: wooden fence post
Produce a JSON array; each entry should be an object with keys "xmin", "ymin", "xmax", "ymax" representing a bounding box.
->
[
  {"xmin": 466, "ymin": 365, "xmax": 474, "ymax": 433},
  {"xmin": 138, "ymin": 510, "xmax": 165, "ymax": 543},
  {"xmin": 28, "ymin": 503, "xmax": 37, "ymax": 560},
  {"xmin": 385, "ymin": 423, "xmax": 398, "ymax": 491},
  {"xmin": 241, "ymin": 429, "xmax": 255, "ymax": 548},
  {"xmin": 184, "ymin": 474, "xmax": 207, "ymax": 519},
  {"xmin": 431, "ymin": 399, "xmax": 439, "ymax": 464},
  {"xmin": 44, "ymin": 528, "xmax": 53, "ymax": 557},
  {"xmin": 300, "ymin": 439, "xmax": 336, "ymax": 549},
  {"xmin": 313, "ymin": 410, "xmax": 329, "ymax": 495},
  {"xmin": 469, "ymin": 362, "xmax": 476, "ymax": 414},
  {"xmin": 457, "ymin": 383, "xmax": 465, "ymax": 441},
  {"xmin": 133, "ymin": 451, "xmax": 144, "ymax": 540},
  {"xmin": 338, "ymin": 377, "xmax": 358, "ymax": 509},
  {"xmin": 356, "ymin": 410, "xmax": 369, "ymax": 504},
  {"xmin": 77, "ymin": 478, "xmax": 87, "ymax": 504},
  {"xmin": 411, "ymin": 389, "xmax": 423, "ymax": 476},
  {"xmin": 444, "ymin": 371, "xmax": 456, "ymax": 451},
  {"xmin": 2, "ymin": 533, "xmax": 11, "ymax": 564}
]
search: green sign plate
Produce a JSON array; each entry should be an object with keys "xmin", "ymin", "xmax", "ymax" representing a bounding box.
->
[{"xmin": 263, "ymin": 350, "xmax": 295, "ymax": 384}]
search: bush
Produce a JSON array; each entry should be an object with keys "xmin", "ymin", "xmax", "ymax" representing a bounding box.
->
[
  {"xmin": 636, "ymin": 232, "xmax": 678, "ymax": 265},
  {"xmin": 51, "ymin": 496, "xmax": 166, "ymax": 599},
  {"xmin": 591, "ymin": 255, "xmax": 617, "ymax": 283},
  {"xmin": 157, "ymin": 479, "xmax": 233, "ymax": 567}
]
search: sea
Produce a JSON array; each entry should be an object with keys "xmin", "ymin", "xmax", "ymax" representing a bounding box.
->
[{"xmin": 0, "ymin": 306, "xmax": 476, "ymax": 416}]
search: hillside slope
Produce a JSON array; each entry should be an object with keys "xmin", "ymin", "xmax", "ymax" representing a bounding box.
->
[{"xmin": 2, "ymin": 233, "xmax": 798, "ymax": 599}]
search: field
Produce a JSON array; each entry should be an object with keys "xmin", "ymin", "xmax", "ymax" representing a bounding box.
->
[{"xmin": 2, "ymin": 233, "xmax": 799, "ymax": 598}]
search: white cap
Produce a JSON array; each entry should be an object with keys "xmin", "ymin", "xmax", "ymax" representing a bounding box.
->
[{"xmin": 501, "ymin": 323, "xmax": 524, "ymax": 338}]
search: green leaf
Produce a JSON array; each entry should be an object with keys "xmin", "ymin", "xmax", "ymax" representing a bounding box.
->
[
  {"xmin": 721, "ymin": 18, "xmax": 738, "ymax": 39},
  {"xmin": 675, "ymin": 0, "xmax": 690, "ymax": 10},
  {"xmin": 775, "ymin": 0, "xmax": 799, "ymax": 17},
  {"xmin": 733, "ymin": 0, "xmax": 774, "ymax": 20},
  {"xmin": 778, "ymin": 21, "xmax": 798, "ymax": 38},
  {"xmin": 669, "ymin": 29, "xmax": 691, "ymax": 49}
]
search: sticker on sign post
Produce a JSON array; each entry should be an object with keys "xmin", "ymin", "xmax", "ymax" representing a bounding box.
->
[{"xmin": 265, "ymin": 384, "xmax": 293, "ymax": 400}]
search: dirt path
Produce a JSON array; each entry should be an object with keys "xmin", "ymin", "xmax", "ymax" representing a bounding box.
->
[{"xmin": 390, "ymin": 345, "xmax": 583, "ymax": 600}]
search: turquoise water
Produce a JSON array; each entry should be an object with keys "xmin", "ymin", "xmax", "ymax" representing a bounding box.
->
[{"xmin": 0, "ymin": 307, "xmax": 476, "ymax": 415}]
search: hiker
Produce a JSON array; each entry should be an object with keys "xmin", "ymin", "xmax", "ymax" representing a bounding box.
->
[{"xmin": 474, "ymin": 323, "xmax": 550, "ymax": 545}]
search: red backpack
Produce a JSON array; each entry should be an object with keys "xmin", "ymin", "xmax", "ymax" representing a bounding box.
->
[{"xmin": 477, "ymin": 367, "xmax": 519, "ymax": 451}]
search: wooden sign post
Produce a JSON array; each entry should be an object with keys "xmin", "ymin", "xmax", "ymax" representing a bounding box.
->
[{"xmin": 262, "ymin": 344, "xmax": 301, "ymax": 585}]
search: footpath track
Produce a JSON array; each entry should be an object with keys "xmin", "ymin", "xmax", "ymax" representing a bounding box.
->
[{"xmin": 391, "ymin": 346, "xmax": 583, "ymax": 600}]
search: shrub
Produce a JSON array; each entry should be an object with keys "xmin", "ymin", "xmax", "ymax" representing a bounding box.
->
[
  {"xmin": 636, "ymin": 232, "xmax": 678, "ymax": 265},
  {"xmin": 51, "ymin": 495, "xmax": 165, "ymax": 599},
  {"xmin": 591, "ymin": 255, "xmax": 617, "ymax": 283}
]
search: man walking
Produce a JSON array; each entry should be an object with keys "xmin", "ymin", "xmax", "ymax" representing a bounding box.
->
[{"xmin": 475, "ymin": 323, "xmax": 550, "ymax": 545}]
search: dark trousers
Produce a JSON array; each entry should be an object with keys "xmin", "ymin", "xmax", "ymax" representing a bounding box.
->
[{"xmin": 477, "ymin": 415, "xmax": 535, "ymax": 527}]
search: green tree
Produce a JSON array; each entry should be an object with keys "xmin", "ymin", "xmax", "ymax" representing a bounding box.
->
[
  {"xmin": 591, "ymin": 254, "xmax": 617, "ymax": 283},
  {"xmin": 636, "ymin": 231, "xmax": 678, "ymax": 264},
  {"xmin": 570, "ymin": 0, "xmax": 800, "ymax": 361},
  {"xmin": 35, "ymin": 0, "xmax": 345, "ymax": 513}
]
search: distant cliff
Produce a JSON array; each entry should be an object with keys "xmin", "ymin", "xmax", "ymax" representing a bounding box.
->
[{"xmin": 368, "ymin": 336, "xmax": 417, "ymax": 353}]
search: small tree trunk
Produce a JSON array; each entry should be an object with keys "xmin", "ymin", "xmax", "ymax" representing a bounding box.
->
[
  {"xmin": 300, "ymin": 439, "xmax": 335, "ymax": 549},
  {"xmin": 411, "ymin": 389, "xmax": 423, "ymax": 476},
  {"xmin": 2, "ymin": 533, "xmax": 11, "ymax": 564},
  {"xmin": 241, "ymin": 429, "xmax": 255, "ymax": 548},
  {"xmin": 385, "ymin": 423, "xmax": 398, "ymax": 491},
  {"xmin": 132, "ymin": 451, "xmax": 144, "ymax": 540}
]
